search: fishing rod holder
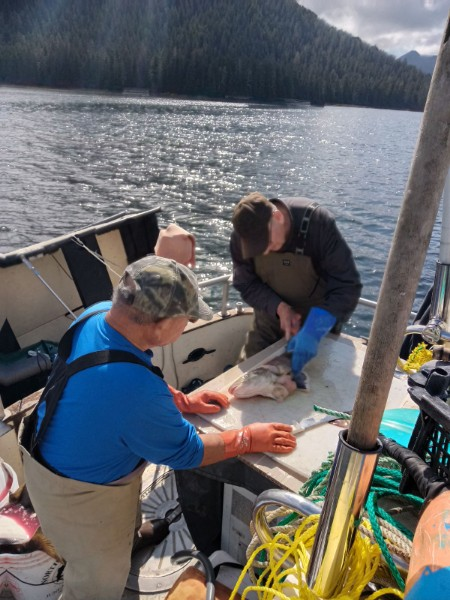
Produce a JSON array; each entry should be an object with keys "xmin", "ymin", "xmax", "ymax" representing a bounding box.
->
[
  {"xmin": 406, "ymin": 261, "xmax": 450, "ymax": 344},
  {"xmin": 306, "ymin": 429, "xmax": 382, "ymax": 598}
]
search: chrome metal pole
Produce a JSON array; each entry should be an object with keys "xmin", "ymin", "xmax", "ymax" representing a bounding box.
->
[
  {"xmin": 306, "ymin": 430, "xmax": 382, "ymax": 597},
  {"xmin": 423, "ymin": 261, "xmax": 450, "ymax": 343},
  {"xmin": 420, "ymin": 170, "xmax": 450, "ymax": 344},
  {"xmin": 405, "ymin": 172, "xmax": 450, "ymax": 345}
]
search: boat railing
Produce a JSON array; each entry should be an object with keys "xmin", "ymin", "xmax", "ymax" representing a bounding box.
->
[
  {"xmin": 357, "ymin": 297, "xmax": 377, "ymax": 311},
  {"xmin": 197, "ymin": 272, "xmax": 415, "ymax": 321},
  {"xmin": 198, "ymin": 274, "xmax": 233, "ymax": 317}
]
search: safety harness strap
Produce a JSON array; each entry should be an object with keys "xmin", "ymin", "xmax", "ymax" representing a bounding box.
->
[
  {"xmin": 21, "ymin": 309, "xmax": 163, "ymax": 455},
  {"xmin": 295, "ymin": 201, "xmax": 319, "ymax": 254}
]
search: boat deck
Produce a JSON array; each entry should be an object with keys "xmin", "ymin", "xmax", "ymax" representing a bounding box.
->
[
  {"xmin": 124, "ymin": 462, "xmax": 255, "ymax": 599},
  {"xmin": 1, "ymin": 333, "xmax": 416, "ymax": 599},
  {"xmin": 191, "ymin": 333, "xmax": 415, "ymax": 491},
  {"xmin": 121, "ymin": 333, "xmax": 416, "ymax": 598}
]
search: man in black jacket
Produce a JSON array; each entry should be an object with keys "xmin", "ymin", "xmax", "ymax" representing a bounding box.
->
[{"xmin": 230, "ymin": 192, "xmax": 362, "ymax": 383}]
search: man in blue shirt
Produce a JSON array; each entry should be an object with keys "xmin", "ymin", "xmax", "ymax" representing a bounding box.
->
[{"xmin": 21, "ymin": 255, "xmax": 296, "ymax": 600}]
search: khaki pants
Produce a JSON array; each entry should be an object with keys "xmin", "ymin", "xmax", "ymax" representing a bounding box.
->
[{"xmin": 21, "ymin": 447, "xmax": 141, "ymax": 600}]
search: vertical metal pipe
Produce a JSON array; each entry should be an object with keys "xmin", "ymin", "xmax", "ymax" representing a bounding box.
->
[
  {"xmin": 439, "ymin": 170, "xmax": 450, "ymax": 263},
  {"xmin": 416, "ymin": 170, "xmax": 450, "ymax": 344},
  {"xmin": 306, "ymin": 430, "xmax": 382, "ymax": 597},
  {"xmin": 221, "ymin": 279, "xmax": 230, "ymax": 317},
  {"xmin": 423, "ymin": 261, "xmax": 450, "ymax": 343},
  {"xmin": 305, "ymin": 19, "xmax": 450, "ymax": 587}
]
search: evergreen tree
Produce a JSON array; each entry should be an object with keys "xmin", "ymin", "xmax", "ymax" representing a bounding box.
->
[{"xmin": 0, "ymin": 0, "xmax": 431, "ymax": 111}]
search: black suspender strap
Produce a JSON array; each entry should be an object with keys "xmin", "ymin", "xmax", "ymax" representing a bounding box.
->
[
  {"xmin": 65, "ymin": 350, "xmax": 163, "ymax": 379},
  {"xmin": 56, "ymin": 309, "xmax": 108, "ymax": 360},
  {"xmin": 54, "ymin": 308, "xmax": 163, "ymax": 378},
  {"xmin": 295, "ymin": 202, "xmax": 319, "ymax": 255},
  {"xmin": 23, "ymin": 309, "xmax": 163, "ymax": 454}
]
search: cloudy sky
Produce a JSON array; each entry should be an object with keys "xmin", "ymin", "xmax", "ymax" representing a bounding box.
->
[{"xmin": 298, "ymin": 1, "xmax": 449, "ymax": 58}]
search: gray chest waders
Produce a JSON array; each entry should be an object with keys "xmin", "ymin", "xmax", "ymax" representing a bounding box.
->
[
  {"xmin": 18, "ymin": 310, "xmax": 165, "ymax": 600},
  {"xmin": 244, "ymin": 202, "xmax": 326, "ymax": 357}
]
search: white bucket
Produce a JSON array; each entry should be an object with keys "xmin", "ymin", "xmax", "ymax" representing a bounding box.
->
[
  {"xmin": 0, "ymin": 504, "xmax": 40, "ymax": 545},
  {"xmin": 0, "ymin": 550, "xmax": 64, "ymax": 600},
  {"xmin": 0, "ymin": 467, "xmax": 64, "ymax": 599},
  {"xmin": 0, "ymin": 460, "xmax": 19, "ymax": 509}
]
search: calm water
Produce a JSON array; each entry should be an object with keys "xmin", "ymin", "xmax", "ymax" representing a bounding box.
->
[{"xmin": 0, "ymin": 86, "xmax": 441, "ymax": 337}]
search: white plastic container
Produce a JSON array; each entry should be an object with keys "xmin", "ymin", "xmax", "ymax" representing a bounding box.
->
[
  {"xmin": 0, "ymin": 461, "xmax": 19, "ymax": 509},
  {"xmin": 0, "ymin": 550, "xmax": 64, "ymax": 600}
]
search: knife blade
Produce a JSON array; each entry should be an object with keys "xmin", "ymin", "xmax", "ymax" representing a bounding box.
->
[{"xmin": 292, "ymin": 413, "xmax": 338, "ymax": 435}]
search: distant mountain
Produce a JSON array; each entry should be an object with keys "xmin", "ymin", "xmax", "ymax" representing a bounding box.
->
[
  {"xmin": 0, "ymin": 0, "xmax": 431, "ymax": 111},
  {"xmin": 398, "ymin": 51, "xmax": 436, "ymax": 75}
]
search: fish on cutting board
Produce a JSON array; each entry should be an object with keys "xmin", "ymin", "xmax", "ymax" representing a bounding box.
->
[{"xmin": 228, "ymin": 354, "xmax": 309, "ymax": 402}]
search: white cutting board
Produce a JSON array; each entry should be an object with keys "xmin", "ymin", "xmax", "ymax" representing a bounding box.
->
[{"xmin": 199, "ymin": 334, "xmax": 412, "ymax": 481}]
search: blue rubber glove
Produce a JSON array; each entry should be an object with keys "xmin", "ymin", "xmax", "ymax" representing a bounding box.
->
[{"xmin": 287, "ymin": 307, "xmax": 336, "ymax": 380}]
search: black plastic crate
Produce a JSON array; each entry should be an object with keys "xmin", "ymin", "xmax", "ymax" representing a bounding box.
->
[{"xmin": 398, "ymin": 362, "xmax": 450, "ymax": 495}]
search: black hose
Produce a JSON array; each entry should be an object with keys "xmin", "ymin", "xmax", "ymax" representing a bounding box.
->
[
  {"xmin": 381, "ymin": 434, "xmax": 449, "ymax": 500},
  {"xmin": 172, "ymin": 549, "xmax": 216, "ymax": 600}
]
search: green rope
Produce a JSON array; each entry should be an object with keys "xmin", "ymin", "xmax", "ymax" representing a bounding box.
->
[
  {"xmin": 364, "ymin": 487, "xmax": 422, "ymax": 591},
  {"xmin": 365, "ymin": 491, "xmax": 405, "ymax": 590},
  {"xmin": 369, "ymin": 489, "xmax": 422, "ymax": 541},
  {"xmin": 255, "ymin": 408, "xmax": 424, "ymax": 591},
  {"xmin": 300, "ymin": 469, "xmax": 330, "ymax": 497},
  {"xmin": 373, "ymin": 465, "xmax": 403, "ymax": 483},
  {"xmin": 313, "ymin": 404, "xmax": 351, "ymax": 419},
  {"xmin": 297, "ymin": 454, "xmax": 424, "ymax": 588}
]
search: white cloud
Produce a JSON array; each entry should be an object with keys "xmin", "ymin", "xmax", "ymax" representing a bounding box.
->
[{"xmin": 298, "ymin": 1, "xmax": 448, "ymax": 57}]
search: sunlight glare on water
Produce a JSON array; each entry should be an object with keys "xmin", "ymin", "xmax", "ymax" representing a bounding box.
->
[{"xmin": 1, "ymin": 87, "xmax": 440, "ymax": 337}]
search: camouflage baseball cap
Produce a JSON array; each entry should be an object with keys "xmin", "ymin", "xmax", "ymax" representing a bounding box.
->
[{"xmin": 118, "ymin": 256, "xmax": 213, "ymax": 322}]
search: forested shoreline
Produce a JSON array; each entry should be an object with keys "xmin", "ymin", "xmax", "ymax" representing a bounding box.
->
[{"xmin": 0, "ymin": 0, "xmax": 430, "ymax": 111}]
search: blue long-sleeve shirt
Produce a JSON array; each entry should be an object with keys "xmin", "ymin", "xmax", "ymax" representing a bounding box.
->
[{"xmin": 37, "ymin": 302, "xmax": 204, "ymax": 484}]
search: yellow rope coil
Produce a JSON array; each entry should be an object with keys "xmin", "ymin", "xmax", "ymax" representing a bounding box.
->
[
  {"xmin": 397, "ymin": 342, "xmax": 432, "ymax": 373},
  {"xmin": 230, "ymin": 514, "xmax": 404, "ymax": 600}
]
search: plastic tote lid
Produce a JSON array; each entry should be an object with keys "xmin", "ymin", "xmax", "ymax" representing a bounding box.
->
[{"xmin": 379, "ymin": 408, "xmax": 420, "ymax": 448}]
